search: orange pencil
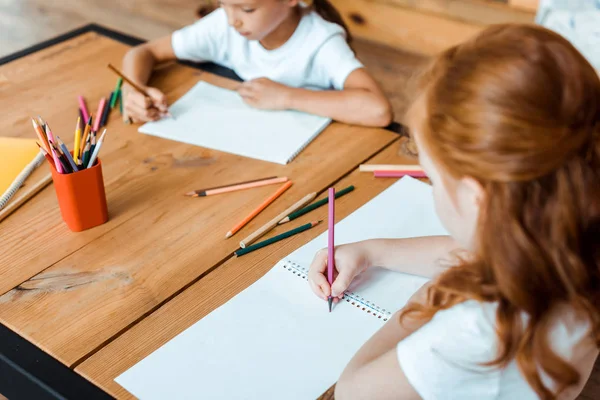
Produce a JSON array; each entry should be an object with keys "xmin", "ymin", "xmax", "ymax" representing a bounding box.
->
[
  {"xmin": 32, "ymin": 118, "xmax": 50, "ymax": 153},
  {"xmin": 225, "ymin": 181, "xmax": 293, "ymax": 239},
  {"xmin": 80, "ymin": 115, "xmax": 92, "ymax": 157}
]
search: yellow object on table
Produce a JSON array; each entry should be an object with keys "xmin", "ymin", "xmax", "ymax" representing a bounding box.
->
[{"xmin": 0, "ymin": 137, "xmax": 40, "ymax": 194}]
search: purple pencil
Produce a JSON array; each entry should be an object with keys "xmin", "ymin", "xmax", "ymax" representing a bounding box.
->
[{"xmin": 328, "ymin": 187, "xmax": 335, "ymax": 312}]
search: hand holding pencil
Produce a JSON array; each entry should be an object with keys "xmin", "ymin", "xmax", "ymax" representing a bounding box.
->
[
  {"xmin": 307, "ymin": 242, "xmax": 371, "ymax": 306},
  {"xmin": 123, "ymin": 86, "xmax": 169, "ymax": 123},
  {"xmin": 107, "ymin": 64, "xmax": 170, "ymax": 123}
]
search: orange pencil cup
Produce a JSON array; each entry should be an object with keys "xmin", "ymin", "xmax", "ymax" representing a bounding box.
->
[{"xmin": 50, "ymin": 159, "xmax": 108, "ymax": 232}]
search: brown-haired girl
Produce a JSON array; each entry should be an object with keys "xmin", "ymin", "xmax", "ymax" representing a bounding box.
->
[
  {"xmin": 309, "ymin": 24, "xmax": 600, "ymax": 399},
  {"xmin": 121, "ymin": 0, "xmax": 392, "ymax": 127}
]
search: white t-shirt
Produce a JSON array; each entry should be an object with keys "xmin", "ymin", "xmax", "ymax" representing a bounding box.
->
[
  {"xmin": 171, "ymin": 8, "xmax": 363, "ymax": 90},
  {"xmin": 397, "ymin": 300, "xmax": 598, "ymax": 399}
]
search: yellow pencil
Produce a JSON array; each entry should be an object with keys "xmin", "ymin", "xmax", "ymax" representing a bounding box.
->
[{"xmin": 73, "ymin": 117, "xmax": 82, "ymax": 162}]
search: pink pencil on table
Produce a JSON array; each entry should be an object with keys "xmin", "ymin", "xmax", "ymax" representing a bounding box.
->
[
  {"xmin": 93, "ymin": 98, "xmax": 107, "ymax": 132},
  {"xmin": 78, "ymin": 95, "xmax": 90, "ymax": 123},
  {"xmin": 373, "ymin": 170, "xmax": 428, "ymax": 178},
  {"xmin": 327, "ymin": 187, "xmax": 335, "ymax": 313}
]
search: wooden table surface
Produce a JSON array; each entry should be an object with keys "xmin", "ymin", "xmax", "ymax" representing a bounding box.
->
[
  {"xmin": 76, "ymin": 143, "xmax": 417, "ymax": 398},
  {"xmin": 0, "ymin": 31, "xmax": 406, "ymax": 396}
]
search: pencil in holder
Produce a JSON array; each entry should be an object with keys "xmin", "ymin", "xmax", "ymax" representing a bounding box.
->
[{"xmin": 50, "ymin": 158, "xmax": 108, "ymax": 232}]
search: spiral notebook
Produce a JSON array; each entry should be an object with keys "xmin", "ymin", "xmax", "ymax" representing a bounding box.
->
[
  {"xmin": 116, "ymin": 177, "xmax": 448, "ymax": 399},
  {"xmin": 138, "ymin": 81, "xmax": 331, "ymax": 165}
]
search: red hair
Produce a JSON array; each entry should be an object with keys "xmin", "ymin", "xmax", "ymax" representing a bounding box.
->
[{"xmin": 402, "ymin": 24, "xmax": 600, "ymax": 399}]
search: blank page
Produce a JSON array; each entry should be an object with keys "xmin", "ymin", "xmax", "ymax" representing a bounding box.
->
[
  {"xmin": 138, "ymin": 82, "xmax": 331, "ymax": 165},
  {"xmin": 287, "ymin": 177, "xmax": 448, "ymax": 313},
  {"xmin": 116, "ymin": 178, "xmax": 449, "ymax": 399}
]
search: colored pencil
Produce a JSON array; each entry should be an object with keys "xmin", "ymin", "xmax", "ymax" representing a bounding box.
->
[
  {"xmin": 359, "ymin": 164, "xmax": 423, "ymax": 172},
  {"xmin": 44, "ymin": 122, "xmax": 56, "ymax": 144},
  {"xmin": 107, "ymin": 64, "xmax": 172, "ymax": 118},
  {"xmin": 93, "ymin": 98, "xmax": 106, "ymax": 132},
  {"xmin": 49, "ymin": 141, "xmax": 68, "ymax": 173},
  {"xmin": 235, "ymin": 221, "xmax": 322, "ymax": 257},
  {"xmin": 80, "ymin": 116, "xmax": 92, "ymax": 158},
  {"xmin": 185, "ymin": 176, "xmax": 277, "ymax": 197},
  {"xmin": 225, "ymin": 181, "xmax": 293, "ymax": 239},
  {"xmin": 31, "ymin": 118, "xmax": 50, "ymax": 153},
  {"xmin": 56, "ymin": 137, "xmax": 79, "ymax": 172},
  {"xmin": 36, "ymin": 142, "xmax": 55, "ymax": 168},
  {"xmin": 111, "ymin": 78, "xmax": 123, "ymax": 108},
  {"xmin": 37, "ymin": 116, "xmax": 47, "ymax": 132},
  {"xmin": 373, "ymin": 170, "xmax": 428, "ymax": 178},
  {"xmin": 89, "ymin": 131, "xmax": 97, "ymax": 156},
  {"xmin": 186, "ymin": 177, "xmax": 288, "ymax": 197},
  {"xmin": 78, "ymin": 95, "xmax": 90, "ymax": 122},
  {"xmin": 240, "ymin": 192, "xmax": 317, "ymax": 248},
  {"xmin": 279, "ymin": 185, "xmax": 355, "ymax": 225},
  {"xmin": 328, "ymin": 187, "xmax": 335, "ymax": 312},
  {"xmin": 87, "ymin": 129, "xmax": 106, "ymax": 169},
  {"xmin": 50, "ymin": 142, "xmax": 74, "ymax": 174},
  {"xmin": 39, "ymin": 124, "xmax": 63, "ymax": 174},
  {"xmin": 107, "ymin": 64, "xmax": 149, "ymax": 95},
  {"xmin": 82, "ymin": 141, "xmax": 92, "ymax": 168},
  {"xmin": 74, "ymin": 117, "xmax": 82, "ymax": 162},
  {"xmin": 101, "ymin": 92, "xmax": 113, "ymax": 127},
  {"xmin": 118, "ymin": 90, "xmax": 123, "ymax": 115}
]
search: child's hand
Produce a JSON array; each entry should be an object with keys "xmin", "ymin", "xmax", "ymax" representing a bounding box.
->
[
  {"xmin": 237, "ymin": 78, "xmax": 292, "ymax": 110},
  {"xmin": 123, "ymin": 86, "xmax": 169, "ymax": 123},
  {"xmin": 307, "ymin": 242, "xmax": 372, "ymax": 302}
]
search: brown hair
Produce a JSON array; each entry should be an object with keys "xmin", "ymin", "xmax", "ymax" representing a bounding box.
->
[
  {"xmin": 402, "ymin": 24, "xmax": 600, "ymax": 399},
  {"xmin": 196, "ymin": 0, "xmax": 353, "ymax": 44},
  {"xmin": 310, "ymin": 0, "xmax": 352, "ymax": 44}
]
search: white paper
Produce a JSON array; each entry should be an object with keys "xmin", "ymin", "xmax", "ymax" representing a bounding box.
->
[
  {"xmin": 138, "ymin": 82, "xmax": 331, "ymax": 165},
  {"xmin": 116, "ymin": 178, "xmax": 449, "ymax": 399}
]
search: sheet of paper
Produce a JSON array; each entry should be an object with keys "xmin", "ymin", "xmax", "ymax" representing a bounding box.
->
[
  {"xmin": 116, "ymin": 178, "xmax": 449, "ymax": 399},
  {"xmin": 116, "ymin": 263, "xmax": 382, "ymax": 400},
  {"xmin": 287, "ymin": 177, "xmax": 448, "ymax": 313},
  {"xmin": 138, "ymin": 82, "xmax": 331, "ymax": 165}
]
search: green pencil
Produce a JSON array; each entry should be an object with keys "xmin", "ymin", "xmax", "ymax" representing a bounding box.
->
[
  {"xmin": 118, "ymin": 90, "xmax": 124, "ymax": 115},
  {"xmin": 235, "ymin": 221, "xmax": 321, "ymax": 257},
  {"xmin": 278, "ymin": 185, "xmax": 355, "ymax": 224},
  {"xmin": 111, "ymin": 78, "xmax": 123, "ymax": 108}
]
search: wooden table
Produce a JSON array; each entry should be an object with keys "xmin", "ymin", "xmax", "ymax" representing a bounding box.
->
[{"xmin": 0, "ymin": 25, "xmax": 413, "ymax": 398}]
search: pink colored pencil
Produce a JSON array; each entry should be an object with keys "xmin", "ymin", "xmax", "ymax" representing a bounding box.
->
[
  {"xmin": 327, "ymin": 187, "xmax": 335, "ymax": 312},
  {"xmin": 48, "ymin": 142, "xmax": 63, "ymax": 173},
  {"xmin": 373, "ymin": 170, "xmax": 428, "ymax": 178},
  {"xmin": 78, "ymin": 95, "xmax": 90, "ymax": 123},
  {"xmin": 93, "ymin": 98, "xmax": 106, "ymax": 132}
]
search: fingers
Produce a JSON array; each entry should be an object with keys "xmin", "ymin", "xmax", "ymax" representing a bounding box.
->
[
  {"xmin": 124, "ymin": 87, "xmax": 165, "ymax": 122},
  {"xmin": 308, "ymin": 249, "xmax": 330, "ymax": 300},
  {"xmin": 146, "ymin": 88, "xmax": 168, "ymax": 112},
  {"xmin": 125, "ymin": 101, "xmax": 160, "ymax": 123},
  {"xmin": 127, "ymin": 90, "xmax": 152, "ymax": 109},
  {"xmin": 330, "ymin": 267, "xmax": 354, "ymax": 298},
  {"xmin": 237, "ymin": 84, "xmax": 255, "ymax": 98}
]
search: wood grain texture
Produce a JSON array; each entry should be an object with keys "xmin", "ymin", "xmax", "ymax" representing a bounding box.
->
[
  {"xmin": 0, "ymin": 33, "xmax": 397, "ymax": 367},
  {"xmin": 330, "ymin": 0, "xmax": 485, "ymax": 55},
  {"xmin": 508, "ymin": 0, "xmax": 540, "ymax": 12},
  {"xmin": 380, "ymin": 0, "xmax": 535, "ymax": 25},
  {"xmin": 75, "ymin": 143, "xmax": 418, "ymax": 398}
]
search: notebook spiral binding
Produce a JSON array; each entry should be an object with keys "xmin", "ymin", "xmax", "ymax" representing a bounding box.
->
[
  {"xmin": 0, "ymin": 151, "xmax": 46, "ymax": 209},
  {"xmin": 285, "ymin": 119, "xmax": 331, "ymax": 164},
  {"xmin": 282, "ymin": 260, "xmax": 392, "ymax": 321}
]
